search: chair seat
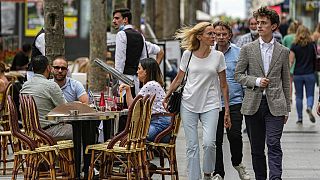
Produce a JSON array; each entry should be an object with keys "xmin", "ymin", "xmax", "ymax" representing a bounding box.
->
[
  {"xmin": 0, "ymin": 130, "xmax": 11, "ymax": 136},
  {"xmin": 147, "ymin": 142, "xmax": 176, "ymax": 148}
]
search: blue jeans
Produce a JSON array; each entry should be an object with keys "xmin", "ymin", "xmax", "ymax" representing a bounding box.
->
[
  {"xmin": 293, "ymin": 73, "xmax": 316, "ymax": 119},
  {"xmin": 180, "ymin": 104, "xmax": 219, "ymax": 180},
  {"xmin": 147, "ymin": 115, "xmax": 171, "ymax": 142}
]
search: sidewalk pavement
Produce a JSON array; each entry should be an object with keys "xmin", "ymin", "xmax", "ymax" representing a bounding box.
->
[{"xmin": 1, "ymin": 88, "xmax": 320, "ymax": 180}]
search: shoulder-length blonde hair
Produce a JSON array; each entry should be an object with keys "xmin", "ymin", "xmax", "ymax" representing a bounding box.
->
[
  {"xmin": 174, "ymin": 22, "xmax": 212, "ymax": 51},
  {"xmin": 293, "ymin": 25, "xmax": 313, "ymax": 47}
]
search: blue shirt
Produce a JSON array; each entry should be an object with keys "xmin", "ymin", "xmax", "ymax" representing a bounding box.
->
[
  {"xmin": 215, "ymin": 43, "xmax": 244, "ymax": 106},
  {"xmin": 59, "ymin": 77, "xmax": 86, "ymax": 102}
]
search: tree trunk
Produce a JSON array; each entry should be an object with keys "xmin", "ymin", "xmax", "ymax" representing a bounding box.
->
[
  {"xmin": 145, "ymin": 0, "xmax": 155, "ymax": 39},
  {"xmin": 130, "ymin": 0, "xmax": 141, "ymax": 30},
  {"xmin": 113, "ymin": 0, "xmax": 127, "ymax": 9},
  {"xmin": 184, "ymin": 0, "xmax": 196, "ymax": 26},
  {"xmin": 43, "ymin": 0, "xmax": 64, "ymax": 63},
  {"xmin": 154, "ymin": 0, "xmax": 164, "ymax": 39},
  {"xmin": 88, "ymin": 0, "xmax": 108, "ymax": 92},
  {"xmin": 163, "ymin": 0, "xmax": 180, "ymax": 40}
]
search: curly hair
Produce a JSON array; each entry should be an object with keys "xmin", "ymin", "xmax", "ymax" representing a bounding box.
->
[
  {"xmin": 293, "ymin": 25, "xmax": 313, "ymax": 47},
  {"xmin": 174, "ymin": 22, "xmax": 212, "ymax": 51},
  {"xmin": 253, "ymin": 7, "xmax": 280, "ymax": 30}
]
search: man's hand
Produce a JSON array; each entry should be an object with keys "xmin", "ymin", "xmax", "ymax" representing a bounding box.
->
[
  {"xmin": 224, "ymin": 110, "xmax": 232, "ymax": 129},
  {"xmin": 260, "ymin": 78, "xmax": 270, "ymax": 88},
  {"xmin": 284, "ymin": 115, "xmax": 288, "ymax": 124}
]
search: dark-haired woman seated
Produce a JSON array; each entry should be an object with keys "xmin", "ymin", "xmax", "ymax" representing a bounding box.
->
[{"xmin": 119, "ymin": 58, "xmax": 170, "ymax": 142}]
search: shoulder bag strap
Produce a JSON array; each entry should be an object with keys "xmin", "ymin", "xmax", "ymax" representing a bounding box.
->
[
  {"xmin": 182, "ymin": 51, "xmax": 192, "ymax": 84},
  {"xmin": 145, "ymin": 42, "xmax": 149, "ymax": 58}
]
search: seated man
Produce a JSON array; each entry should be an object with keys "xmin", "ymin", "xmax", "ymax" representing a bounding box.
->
[
  {"xmin": 20, "ymin": 55, "xmax": 71, "ymax": 141},
  {"xmin": 51, "ymin": 56, "xmax": 89, "ymax": 103}
]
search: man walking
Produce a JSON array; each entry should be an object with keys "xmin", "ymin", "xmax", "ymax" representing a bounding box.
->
[
  {"xmin": 234, "ymin": 7, "xmax": 290, "ymax": 180},
  {"xmin": 212, "ymin": 21, "xmax": 250, "ymax": 180},
  {"xmin": 236, "ymin": 17, "xmax": 259, "ymax": 48}
]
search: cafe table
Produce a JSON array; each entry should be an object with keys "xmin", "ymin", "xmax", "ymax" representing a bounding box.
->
[{"xmin": 46, "ymin": 102, "xmax": 128, "ymax": 179}]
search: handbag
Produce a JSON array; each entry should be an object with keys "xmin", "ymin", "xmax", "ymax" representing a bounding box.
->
[{"xmin": 167, "ymin": 52, "xmax": 192, "ymax": 113}]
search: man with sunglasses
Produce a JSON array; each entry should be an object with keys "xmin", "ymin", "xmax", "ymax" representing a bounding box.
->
[
  {"xmin": 52, "ymin": 56, "xmax": 88, "ymax": 104},
  {"xmin": 20, "ymin": 55, "xmax": 71, "ymax": 141}
]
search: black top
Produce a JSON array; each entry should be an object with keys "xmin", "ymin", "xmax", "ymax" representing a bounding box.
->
[
  {"xmin": 290, "ymin": 42, "xmax": 316, "ymax": 75},
  {"xmin": 11, "ymin": 51, "xmax": 29, "ymax": 71},
  {"xmin": 123, "ymin": 28, "xmax": 144, "ymax": 75}
]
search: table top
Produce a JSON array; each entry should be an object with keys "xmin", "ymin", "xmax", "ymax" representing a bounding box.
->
[{"xmin": 45, "ymin": 110, "xmax": 128, "ymax": 122}]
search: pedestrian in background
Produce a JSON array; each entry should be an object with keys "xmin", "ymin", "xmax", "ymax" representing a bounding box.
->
[
  {"xmin": 11, "ymin": 43, "xmax": 31, "ymax": 71},
  {"xmin": 235, "ymin": 7, "xmax": 290, "ymax": 180},
  {"xmin": 289, "ymin": 25, "xmax": 316, "ymax": 124},
  {"xmin": 212, "ymin": 21, "xmax": 250, "ymax": 180},
  {"xmin": 282, "ymin": 21, "xmax": 300, "ymax": 103},
  {"xmin": 236, "ymin": 17, "xmax": 259, "ymax": 48},
  {"xmin": 164, "ymin": 22, "xmax": 231, "ymax": 180}
]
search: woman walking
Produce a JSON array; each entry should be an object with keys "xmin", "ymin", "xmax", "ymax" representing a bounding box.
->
[
  {"xmin": 289, "ymin": 25, "xmax": 317, "ymax": 124},
  {"xmin": 163, "ymin": 22, "xmax": 231, "ymax": 180}
]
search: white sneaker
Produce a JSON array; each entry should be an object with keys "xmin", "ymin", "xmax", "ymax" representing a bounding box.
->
[
  {"xmin": 212, "ymin": 174, "xmax": 223, "ymax": 180},
  {"xmin": 94, "ymin": 167, "xmax": 99, "ymax": 176},
  {"xmin": 234, "ymin": 163, "xmax": 250, "ymax": 180}
]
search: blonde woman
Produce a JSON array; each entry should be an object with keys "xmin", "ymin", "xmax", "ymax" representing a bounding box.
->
[
  {"xmin": 290, "ymin": 25, "xmax": 317, "ymax": 124},
  {"xmin": 163, "ymin": 22, "xmax": 231, "ymax": 180}
]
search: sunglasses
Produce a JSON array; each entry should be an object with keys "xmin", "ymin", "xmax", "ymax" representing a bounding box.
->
[{"xmin": 53, "ymin": 66, "xmax": 68, "ymax": 71}]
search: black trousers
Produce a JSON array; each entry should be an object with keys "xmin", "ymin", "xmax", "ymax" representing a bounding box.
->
[
  {"xmin": 214, "ymin": 104, "xmax": 244, "ymax": 177},
  {"xmin": 245, "ymin": 97, "xmax": 284, "ymax": 180}
]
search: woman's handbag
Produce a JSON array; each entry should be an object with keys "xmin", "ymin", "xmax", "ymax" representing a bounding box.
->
[{"xmin": 167, "ymin": 52, "xmax": 192, "ymax": 113}]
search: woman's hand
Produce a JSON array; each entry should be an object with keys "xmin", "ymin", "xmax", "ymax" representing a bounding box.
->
[
  {"xmin": 162, "ymin": 94, "xmax": 171, "ymax": 111},
  {"xmin": 224, "ymin": 109, "xmax": 232, "ymax": 129},
  {"xmin": 119, "ymin": 84, "xmax": 130, "ymax": 93}
]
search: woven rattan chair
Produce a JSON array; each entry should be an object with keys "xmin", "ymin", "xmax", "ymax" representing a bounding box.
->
[
  {"xmin": 86, "ymin": 94, "xmax": 144, "ymax": 179},
  {"xmin": 147, "ymin": 113, "xmax": 181, "ymax": 180},
  {"xmin": 0, "ymin": 82, "xmax": 14, "ymax": 175},
  {"xmin": 19, "ymin": 95, "xmax": 75, "ymax": 179},
  {"xmin": 7, "ymin": 95, "xmax": 61, "ymax": 180}
]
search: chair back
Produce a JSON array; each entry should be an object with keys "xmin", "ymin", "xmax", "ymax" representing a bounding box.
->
[
  {"xmin": 141, "ymin": 94, "xmax": 155, "ymax": 141},
  {"xmin": 0, "ymin": 82, "xmax": 13, "ymax": 115},
  {"xmin": 20, "ymin": 95, "xmax": 56, "ymax": 146},
  {"xmin": 107, "ymin": 95, "xmax": 143, "ymax": 149},
  {"xmin": 153, "ymin": 113, "xmax": 181, "ymax": 144},
  {"xmin": 7, "ymin": 95, "xmax": 37, "ymax": 150}
]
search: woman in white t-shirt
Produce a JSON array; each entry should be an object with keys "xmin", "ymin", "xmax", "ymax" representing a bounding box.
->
[
  {"xmin": 163, "ymin": 22, "xmax": 231, "ymax": 180},
  {"xmin": 119, "ymin": 58, "xmax": 170, "ymax": 142}
]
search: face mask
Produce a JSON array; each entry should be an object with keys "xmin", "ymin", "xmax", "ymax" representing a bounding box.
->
[
  {"xmin": 250, "ymin": 29, "xmax": 258, "ymax": 36},
  {"xmin": 119, "ymin": 24, "xmax": 125, "ymax": 31}
]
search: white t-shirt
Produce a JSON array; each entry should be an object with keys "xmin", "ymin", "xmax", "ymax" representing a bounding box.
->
[
  {"xmin": 180, "ymin": 49, "xmax": 226, "ymax": 113},
  {"xmin": 138, "ymin": 81, "xmax": 167, "ymax": 114}
]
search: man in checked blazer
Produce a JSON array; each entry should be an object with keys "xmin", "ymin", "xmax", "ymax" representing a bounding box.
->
[{"xmin": 234, "ymin": 7, "xmax": 290, "ymax": 180}]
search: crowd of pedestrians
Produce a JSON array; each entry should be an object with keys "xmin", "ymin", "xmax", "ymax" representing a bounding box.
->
[{"xmin": 2, "ymin": 4, "xmax": 320, "ymax": 180}]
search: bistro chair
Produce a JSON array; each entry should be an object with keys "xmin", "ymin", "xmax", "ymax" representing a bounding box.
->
[
  {"xmin": 7, "ymin": 95, "xmax": 62, "ymax": 180},
  {"xmin": 19, "ymin": 95, "xmax": 75, "ymax": 179},
  {"xmin": 147, "ymin": 113, "xmax": 181, "ymax": 180},
  {"xmin": 0, "ymin": 82, "xmax": 14, "ymax": 175},
  {"xmin": 86, "ymin": 94, "xmax": 144, "ymax": 179}
]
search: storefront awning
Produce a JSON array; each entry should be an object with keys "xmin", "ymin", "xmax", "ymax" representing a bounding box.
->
[{"xmin": 196, "ymin": 10, "xmax": 212, "ymax": 21}]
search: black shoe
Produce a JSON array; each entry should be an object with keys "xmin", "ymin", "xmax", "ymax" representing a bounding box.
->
[
  {"xmin": 296, "ymin": 120, "xmax": 302, "ymax": 124},
  {"xmin": 306, "ymin": 108, "xmax": 315, "ymax": 123},
  {"xmin": 148, "ymin": 163, "xmax": 157, "ymax": 177}
]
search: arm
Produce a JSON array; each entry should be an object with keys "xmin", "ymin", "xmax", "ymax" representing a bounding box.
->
[
  {"xmin": 282, "ymin": 49, "xmax": 291, "ymax": 115},
  {"xmin": 218, "ymin": 70, "xmax": 231, "ymax": 128},
  {"xmin": 114, "ymin": 31, "xmax": 127, "ymax": 73},
  {"xmin": 163, "ymin": 69, "xmax": 185, "ymax": 104},
  {"xmin": 234, "ymin": 46, "xmax": 260, "ymax": 88},
  {"xmin": 156, "ymin": 49, "xmax": 164, "ymax": 64},
  {"xmin": 119, "ymin": 84, "xmax": 133, "ymax": 107},
  {"xmin": 78, "ymin": 94, "xmax": 89, "ymax": 104},
  {"xmin": 289, "ymin": 51, "xmax": 295, "ymax": 68},
  {"xmin": 35, "ymin": 33, "xmax": 45, "ymax": 55}
]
